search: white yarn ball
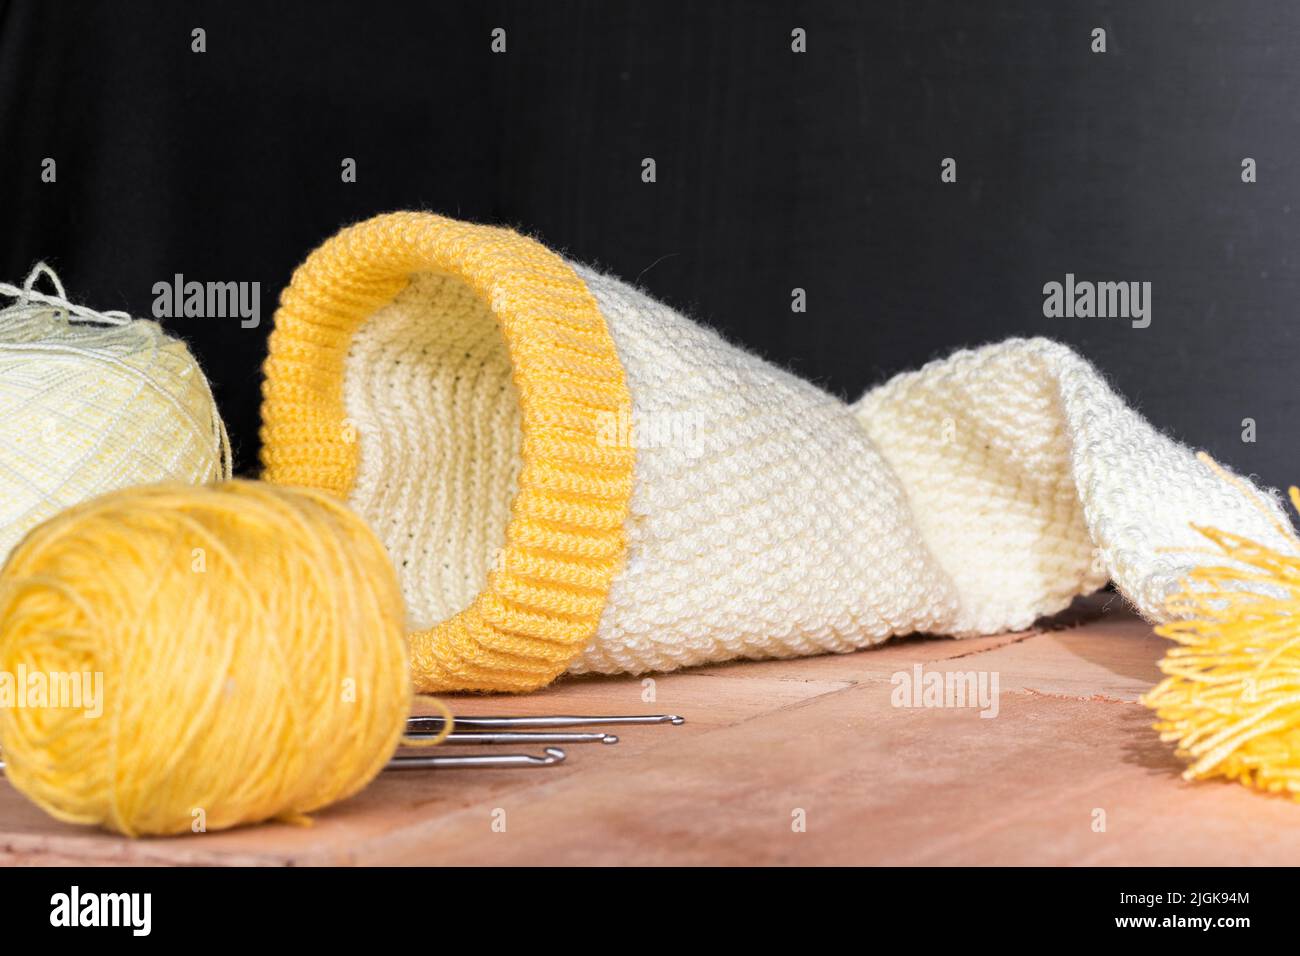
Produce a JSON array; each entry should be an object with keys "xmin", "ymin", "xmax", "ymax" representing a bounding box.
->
[{"xmin": 0, "ymin": 264, "xmax": 230, "ymax": 561}]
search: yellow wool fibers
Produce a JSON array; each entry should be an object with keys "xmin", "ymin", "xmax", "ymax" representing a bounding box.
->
[
  {"xmin": 0, "ymin": 480, "xmax": 412, "ymax": 836},
  {"xmin": 1144, "ymin": 457, "xmax": 1300, "ymax": 799}
]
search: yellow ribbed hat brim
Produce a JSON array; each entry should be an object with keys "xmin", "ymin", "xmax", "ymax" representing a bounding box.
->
[{"xmin": 260, "ymin": 212, "xmax": 634, "ymax": 692}]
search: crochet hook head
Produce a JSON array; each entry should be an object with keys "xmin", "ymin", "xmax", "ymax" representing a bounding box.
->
[
  {"xmin": 386, "ymin": 747, "xmax": 566, "ymax": 770},
  {"xmin": 406, "ymin": 714, "xmax": 685, "ymax": 731}
]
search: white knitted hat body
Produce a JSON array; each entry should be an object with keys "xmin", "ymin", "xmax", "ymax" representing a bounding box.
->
[
  {"xmin": 853, "ymin": 338, "xmax": 1295, "ymax": 636},
  {"xmin": 572, "ymin": 268, "xmax": 959, "ymax": 674},
  {"xmin": 570, "ymin": 270, "xmax": 1293, "ymax": 674},
  {"xmin": 263, "ymin": 213, "xmax": 1294, "ymax": 690}
]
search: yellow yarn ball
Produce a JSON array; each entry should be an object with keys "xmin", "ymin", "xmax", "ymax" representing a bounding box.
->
[{"xmin": 0, "ymin": 480, "xmax": 411, "ymax": 836}]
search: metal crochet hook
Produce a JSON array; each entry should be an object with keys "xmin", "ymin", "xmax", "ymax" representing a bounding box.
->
[
  {"xmin": 0, "ymin": 751, "xmax": 568, "ymax": 774},
  {"xmin": 406, "ymin": 713, "xmax": 685, "ymax": 731},
  {"xmin": 386, "ymin": 747, "xmax": 566, "ymax": 770},
  {"xmin": 0, "ymin": 717, "xmax": 675, "ymax": 774},
  {"xmin": 432, "ymin": 731, "xmax": 618, "ymax": 745}
]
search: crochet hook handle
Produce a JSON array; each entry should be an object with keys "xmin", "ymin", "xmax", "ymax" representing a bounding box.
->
[
  {"xmin": 431, "ymin": 731, "xmax": 618, "ymax": 745},
  {"xmin": 407, "ymin": 713, "xmax": 685, "ymax": 731},
  {"xmin": 386, "ymin": 748, "xmax": 566, "ymax": 770}
]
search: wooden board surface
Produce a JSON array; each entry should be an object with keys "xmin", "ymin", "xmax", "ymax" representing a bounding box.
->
[{"xmin": 2, "ymin": 594, "xmax": 1295, "ymax": 866}]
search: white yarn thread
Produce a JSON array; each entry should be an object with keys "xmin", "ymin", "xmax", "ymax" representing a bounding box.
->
[
  {"xmin": 0, "ymin": 264, "xmax": 231, "ymax": 561},
  {"xmin": 0, "ymin": 262, "xmax": 132, "ymax": 326}
]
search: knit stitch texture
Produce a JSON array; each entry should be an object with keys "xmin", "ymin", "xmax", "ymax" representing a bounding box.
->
[
  {"xmin": 261, "ymin": 213, "xmax": 634, "ymax": 692},
  {"xmin": 0, "ymin": 274, "xmax": 230, "ymax": 564},
  {"xmin": 261, "ymin": 212, "xmax": 1296, "ymax": 691}
]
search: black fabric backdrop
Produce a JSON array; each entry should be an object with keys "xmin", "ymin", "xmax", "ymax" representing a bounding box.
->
[{"xmin": 1, "ymin": 0, "xmax": 1296, "ymax": 489}]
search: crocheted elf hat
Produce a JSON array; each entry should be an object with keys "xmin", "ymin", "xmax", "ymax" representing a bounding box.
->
[{"xmin": 261, "ymin": 212, "xmax": 1295, "ymax": 693}]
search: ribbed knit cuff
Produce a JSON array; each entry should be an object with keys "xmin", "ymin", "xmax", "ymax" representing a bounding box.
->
[{"xmin": 260, "ymin": 212, "xmax": 634, "ymax": 692}]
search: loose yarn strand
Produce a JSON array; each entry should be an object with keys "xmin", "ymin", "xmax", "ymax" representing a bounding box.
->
[
  {"xmin": 0, "ymin": 262, "xmax": 132, "ymax": 326},
  {"xmin": 403, "ymin": 696, "xmax": 456, "ymax": 747}
]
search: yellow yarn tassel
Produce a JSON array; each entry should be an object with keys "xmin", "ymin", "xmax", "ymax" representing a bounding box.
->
[
  {"xmin": 0, "ymin": 481, "xmax": 414, "ymax": 836},
  {"xmin": 1143, "ymin": 454, "xmax": 1300, "ymax": 798}
]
